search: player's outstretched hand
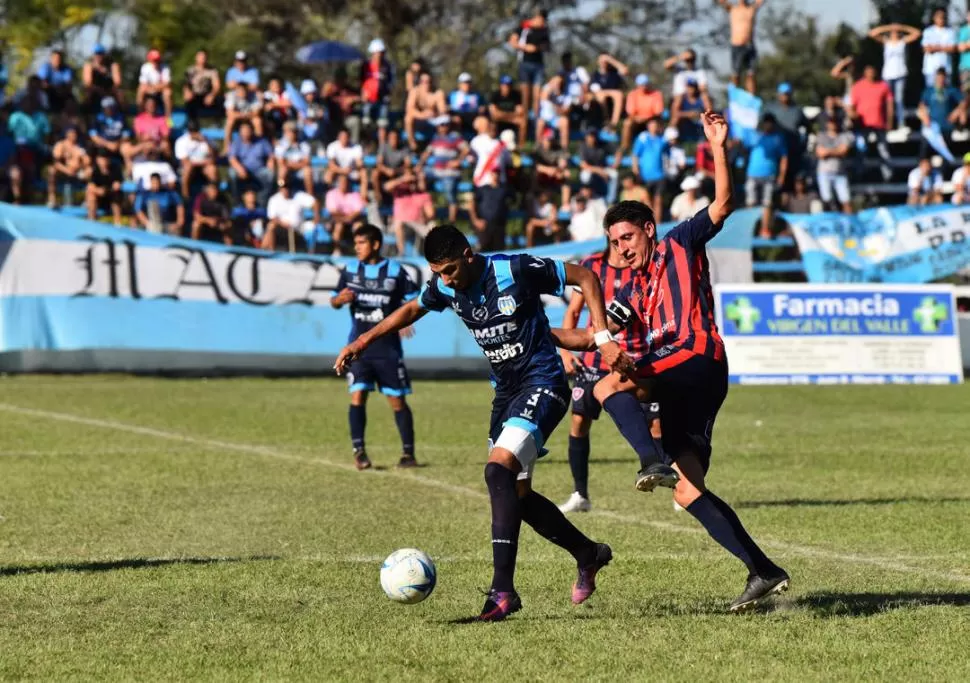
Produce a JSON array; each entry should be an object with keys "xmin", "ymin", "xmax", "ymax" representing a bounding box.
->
[
  {"xmin": 334, "ymin": 343, "xmax": 361, "ymax": 375},
  {"xmin": 600, "ymin": 341, "xmax": 636, "ymax": 380},
  {"xmin": 701, "ymin": 111, "xmax": 729, "ymax": 148}
]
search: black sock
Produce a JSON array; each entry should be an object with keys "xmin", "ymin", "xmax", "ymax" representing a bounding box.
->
[
  {"xmin": 567, "ymin": 435, "xmax": 590, "ymax": 499},
  {"xmin": 602, "ymin": 392, "xmax": 662, "ymax": 469},
  {"xmin": 520, "ymin": 490, "xmax": 597, "ymax": 567},
  {"xmin": 686, "ymin": 491, "xmax": 777, "ymax": 576},
  {"xmin": 349, "ymin": 404, "xmax": 366, "ymax": 451},
  {"xmin": 393, "ymin": 405, "xmax": 415, "ymax": 457},
  {"xmin": 484, "ymin": 462, "xmax": 521, "ymax": 592}
]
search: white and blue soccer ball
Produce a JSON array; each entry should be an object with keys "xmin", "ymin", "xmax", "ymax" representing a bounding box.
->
[{"xmin": 380, "ymin": 548, "xmax": 437, "ymax": 604}]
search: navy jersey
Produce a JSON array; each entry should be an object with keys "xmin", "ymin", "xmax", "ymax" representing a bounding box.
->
[
  {"xmin": 419, "ymin": 254, "xmax": 568, "ymax": 395},
  {"xmin": 337, "ymin": 259, "xmax": 419, "ymax": 359}
]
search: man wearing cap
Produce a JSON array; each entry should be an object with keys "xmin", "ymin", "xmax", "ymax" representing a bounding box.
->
[
  {"xmin": 226, "ymin": 51, "xmax": 260, "ymax": 92},
  {"xmin": 489, "ymin": 75, "xmax": 527, "ymax": 145},
  {"xmin": 137, "ymin": 48, "xmax": 172, "ymax": 118},
  {"xmin": 669, "ymin": 175, "xmax": 710, "ymax": 221},
  {"xmin": 174, "ymin": 119, "xmax": 217, "ymax": 199},
  {"xmin": 419, "ymin": 118, "xmax": 467, "ymax": 222},
  {"xmin": 671, "ymin": 77, "xmax": 712, "ymax": 141},
  {"xmin": 619, "ymin": 74, "xmax": 664, "ymax": 165},
  {"xmin": 182, "ymin": 49, "xmax": 221, "ymax": 123},
  {"xmin": 361, "ymin": 38, "xmax": 394, "ymax": 148},
  {"xmin": 89, "ymin": 96, "xmax": 128, "ymax": 161},
  {"xmin": 762, "ymin": 82, "xmax": 808, "ymax": 190},
  {"xmin": 449, "ymin": 73, "xmax": 486, "ymax": 137},
  {"xmin": 951, "ymin": 153, "xmax": 970, "ymax": 204},
  {"xmin": 297, "ymin": 79, "xmax": 327, "ymax": 149},
  {"xmin": 82, "ymin": 44, "xmax": 123, "ymax": 115}
]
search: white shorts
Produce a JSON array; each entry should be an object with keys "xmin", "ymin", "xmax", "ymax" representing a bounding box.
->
[{"xmin": 488, "ymin": 425, "xmax": 539, "ymax": 481}]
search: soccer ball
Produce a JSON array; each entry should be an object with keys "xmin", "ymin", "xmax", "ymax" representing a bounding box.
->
[{"xmin": 380, "ymin": 548, "xmax": 437, "ymax": 604}]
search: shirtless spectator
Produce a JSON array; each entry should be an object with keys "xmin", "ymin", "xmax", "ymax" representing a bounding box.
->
[
  {"xmin": 719, "ymin": 0, "xmax": 765, "ymax": 93},
  {"xmin": 47, "ymin": 127, "xmax": 89, "ymax": 208},
  {"xmin": 224, "ymin": 81, "xmax": 264, "ymax": 148},
  {"xmin": 86, "ymin": 151, "xmax": 123, "ymax": 223},
  {"xmin": 489, "ymin": 75, "xmax": 527, "ymax": 145},
  {"xmin": 618, "ymin": 74, "xmax": 664, "ymax": 164},
  {"xmin": 404, "ymin": 71, "xmax": 446, "ymax": 150}
]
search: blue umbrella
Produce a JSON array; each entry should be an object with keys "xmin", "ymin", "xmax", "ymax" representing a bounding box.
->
[{"xmin": 295, "ymin": 41, "xmax": 364, "ymax": 64}]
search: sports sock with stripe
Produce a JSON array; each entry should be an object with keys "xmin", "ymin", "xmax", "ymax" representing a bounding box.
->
[
  {"xmin": 349, "ymin": 404, "xmax": 366, "ymax": 451},
  {"xmin": 484, "ymin": 462, "xmax": 521, "ymax": 592},
  {"xmin": 567, "ymin": 435, "xmax": 590, "ymax": 499},
  {"xmin": 393, "ymin": 405, "xmax": 415, "ymax": 457}
]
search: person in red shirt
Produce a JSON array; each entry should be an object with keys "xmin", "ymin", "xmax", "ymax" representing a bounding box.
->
[
  {"xmin": 850, "ymin": 65, "xmax": 894, "ymax": 181},
  {"xmin": 553, "ymin": 112, "xmax": 789, "ymax": 613}
]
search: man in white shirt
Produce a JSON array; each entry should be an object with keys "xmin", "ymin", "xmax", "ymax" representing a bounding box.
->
[
  {"xmin": 132, "ymin": 148, "xmax": 178, "ymax": 190},
  {"xmin": 951, "ymin": 152, "xmax": 970, "ymax": 203},
  {"xmin": 136, "ymin": 49, "xmax": 172, "ymax": 117},
  {"xmin": 923, "ymin": 8, "xmax": 957, "ymax": 88},
  {"xmin": 669, "ymin": 175, "xmax": 711, "ymax": 221},
  {"xmin": 264, "ymin": 179, "xmax": 320, "ymax": 252},
  {"xmin": 907, "ymin": 156, "xmax": 944, "ymax": 206},
  {"xmin": 467, "ymin": 116, "xmax": 510, "ymax": 251},
  {"xmin": 325, "ymin": 128, "xmax": 367, "ymax": 198},
  {"xmin": 173, "ymin": 120, "xmax": 216, "ymax": 198},
  {"xmin": 664, "ymin": 49, "xmax": 710, "ymax": 96},
  {"xmin": 275, "ymin": 121, "xmax": 314, "ymax": 195}
]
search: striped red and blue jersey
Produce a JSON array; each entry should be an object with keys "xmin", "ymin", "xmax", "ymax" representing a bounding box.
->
[
  {"xmin": 576, "ymin": 252, "xmax": 648, "ymax": 371},
  {"xmin": 615, "ymin": 209, "xmax": 726, "ymax": 375}
]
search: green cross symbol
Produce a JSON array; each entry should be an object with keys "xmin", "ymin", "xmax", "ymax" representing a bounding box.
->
[
  {"xmin": 725, "ymin": 296, "xmax": 761, "ymax": 334},
  {"xmin": 912, "ymin": 296, "xmax": 948, "ymax": 333}
]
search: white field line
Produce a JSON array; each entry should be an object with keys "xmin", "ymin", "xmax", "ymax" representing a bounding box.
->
[
  {"xmin": 0, "ymin": 447, "xmax": 189, "ymax": 457},
  {"xmin": 1, "ymin": 402, "xmax": 969, "ymax": 585}
]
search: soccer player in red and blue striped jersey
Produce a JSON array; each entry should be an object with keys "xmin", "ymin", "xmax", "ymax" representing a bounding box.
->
[
  {"xmin": 557, "ymin": 245, "xmax": 655, "ymax": 513},
  {"xmin": 553, "ymin": 112, "xmax": 789, "ymax": 612}
]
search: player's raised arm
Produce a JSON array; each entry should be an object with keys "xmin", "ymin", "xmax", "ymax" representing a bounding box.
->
[
  {"xmin": 334, "ymin": 299, "xmax": 428, "ymax": 374},
  {"xmin": 704, "ymin": 111, "xmax": 734, "ymax": 227},
  {"xmin": 563, "ymin": 262, "xmax": 634, "ymax": 377}
]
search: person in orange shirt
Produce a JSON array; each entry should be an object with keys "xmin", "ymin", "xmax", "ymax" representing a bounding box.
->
[{"xmin": 618, "ymin": 74, "xmax": 664, "ymax": 166}]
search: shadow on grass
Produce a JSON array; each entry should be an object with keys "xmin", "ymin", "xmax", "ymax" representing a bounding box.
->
[
  {"xmin": 795, "ymin": 591, "xmax": 970, "ymax": 617},
  {"xmin": 0, "ymin": 555, "xmax": 281, "ymax": 577},
  {"xmin": 736, "ymin": 497, "xmax": 970, "ymax": 509}
]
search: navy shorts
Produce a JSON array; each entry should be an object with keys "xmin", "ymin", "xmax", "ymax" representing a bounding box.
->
[
  {"xmin": 571, "ymin": 368, "xmax": 607, "ymax": 420},
  {"xmin": 347, "ymin": 356, "xmax": 412, "ymax": 397},
  {"xmin": 518, "ymin": 61, "xmax": 545, "ymax": 86},
  {"xmin": 637, "ymin": 350, "xmax": 728, "ymax": 472},
  {"xmin": 488, "ymin": 384, "xmax": 569, "ymax": 457}
]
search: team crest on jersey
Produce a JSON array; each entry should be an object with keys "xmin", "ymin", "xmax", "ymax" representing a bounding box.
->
[
  {"xmin": 497, "ymin": 295, "xmax": 517, "ymax": 316},
  {"xmin": 383, "ymin": 278, "xmax": 396, "ymax": 290},
  {"xmin": 365, "ymin": 280, "xmax": 378, "ymax": 289},
  {"xmin": 572, "ymin": 386, "xmax": 585, "ymax": 401},
  {"xmin": 471, "ymin": 305, "xmax": 489, "ymax": 322}
]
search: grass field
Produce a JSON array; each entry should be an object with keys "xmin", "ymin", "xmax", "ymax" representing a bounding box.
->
[{"xmin": 1, "ymin": 376, "xmax": 969, "ymax": 681}]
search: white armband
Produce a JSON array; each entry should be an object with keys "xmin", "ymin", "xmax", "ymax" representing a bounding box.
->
[{"xmin": 593, "ymin": 329, "xmax": 614, "ymax": 347}]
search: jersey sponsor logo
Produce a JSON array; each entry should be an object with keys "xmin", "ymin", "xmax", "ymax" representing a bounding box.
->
[
  {"xmin": 354, "ymin": 308, "xmax": 385, "ymax": 323},
  {"xmin": 355, "ymin": 291, "xmax": 392, "ymax": 306},
  {"xmin": 483, "ymin": 342, "xmax": 524, "ymax": 363},
  {"xmin": 497, "ymin": 295, "xmax": 517, "ymax": 316},
  {"xmin": 471, "ymin": 321, "xmax": 519, "ymax": 341}
]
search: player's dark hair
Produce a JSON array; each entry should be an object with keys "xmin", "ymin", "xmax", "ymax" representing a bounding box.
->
[
  {"xmin": 353, "ymin": 223, "xmax": 384, "ymax": 248},
  {"xmin": 423, "ymin": 224, "xmax": 470, "ymax": 263},
  {"xmin": 603, "ymin": 200, "xmax": 656, "ymax": 232}
]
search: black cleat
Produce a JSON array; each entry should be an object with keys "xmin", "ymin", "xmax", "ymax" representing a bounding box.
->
[
  {"xmin": 396, "ymin": 455, "xmax": 419, "ymax": 469},
  {"xmin": 729, "ymin": 568, "xmax": 791, "ymax": 613},
  {"xmin": 354, "ymin": 449, "xmax": 372, "ymax": 471},
  {"xmin": 478, "ymin": 589, "xmax": 522, "ymax": 621},
  {"xmin": 635, "ymin": 463, "xmax": 680, "ymax": 492}
]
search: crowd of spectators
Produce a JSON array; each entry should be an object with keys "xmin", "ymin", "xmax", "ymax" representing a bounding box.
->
[{"xmin": 7, "ymin": 6, "xmax": 970, "ymax": 255}]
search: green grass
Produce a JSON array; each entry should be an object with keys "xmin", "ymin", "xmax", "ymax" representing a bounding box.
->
[{"xmin": 1, "ymin": 376, "xmax": 969, "ymax": 681}]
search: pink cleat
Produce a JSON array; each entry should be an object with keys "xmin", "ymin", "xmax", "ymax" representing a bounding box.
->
[{"xmin": 572, "ymin": 543, "xmax": 613, "ymax": 605}]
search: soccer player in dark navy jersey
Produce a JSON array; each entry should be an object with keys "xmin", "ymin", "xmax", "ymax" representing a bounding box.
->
[
  {"xmin": 331, "ymin": 225, "xmax": 420, "ymax": 470},
  {"xmin": 554, "ymin": 112, "xmax": 789, "ymax": 613},
  {"xmin": 334, "ymin": 224, "xmax": 661, "ymax": 621}
]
